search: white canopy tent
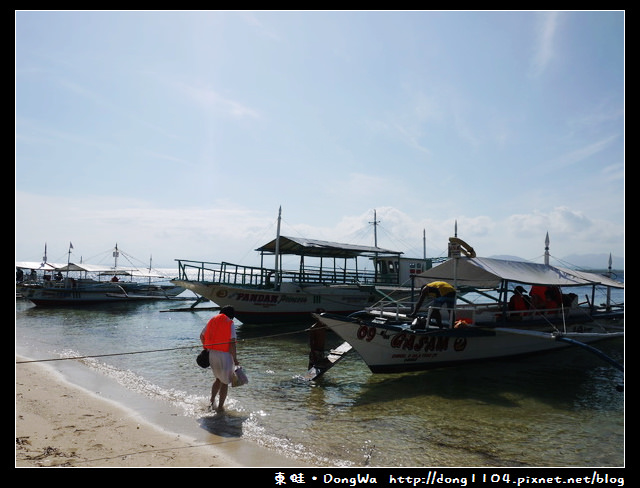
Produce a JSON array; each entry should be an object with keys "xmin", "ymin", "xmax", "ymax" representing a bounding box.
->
[
  {"xmin": 415, "ymin": 257, "xmax": 624, "ymax": 290},
  {"xmin": 16, "ymin": 261, "xmax": 65, "ymax": 271},
  {"xmin": 56, "ymin": 263, "xmax": 165, "ymax": 278},
  {"xmin": 17, "ymin": 261, "xmax": 166, "ymax": 279}
]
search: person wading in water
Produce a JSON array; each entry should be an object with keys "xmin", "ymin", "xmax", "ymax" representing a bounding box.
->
[{"xmin": 200, "ymin": 306, "xmax": 239, "ymax": 412}]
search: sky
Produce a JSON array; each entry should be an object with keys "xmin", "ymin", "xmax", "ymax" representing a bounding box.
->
[{"xmin": 15, "ymin": 11, "xmax": 624, "ymax": 270}]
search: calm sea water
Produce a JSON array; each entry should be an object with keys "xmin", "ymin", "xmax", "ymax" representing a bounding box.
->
[{"xmin": 15, "ymin": 285, "xmax": 624, "ymax": 467}]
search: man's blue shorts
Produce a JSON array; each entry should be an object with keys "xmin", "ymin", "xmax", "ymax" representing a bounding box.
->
[{"xmin": 434, "ymin": 293, "xmax": 456, "ymax": 309}]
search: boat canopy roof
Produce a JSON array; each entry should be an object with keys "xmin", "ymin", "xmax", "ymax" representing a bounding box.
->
[
  {"xmin": 416, "ymin": 257, "xmax": 624, "ymax": 289},
  {"xmin": 101, "ymin": 269, "xmax": 165, "ymax": 278},
  {"xmin": 23, "ymin": 262, "xmax": 165, "ymax": 278},
  {"xmin": 256, "ymin": 236, "xmax": 402, "ymax": 259},
  {"xmin": 56, "ymin": 263, "xmax": 117, "ymax": 273},
  {"xmin": 16, "ymin": 261, "xmax": 65, "ymax": 271}
]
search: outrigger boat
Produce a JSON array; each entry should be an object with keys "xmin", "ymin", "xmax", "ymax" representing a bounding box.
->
[
  {"xmin": 310, "ymin": 235, "xmax": 623, "ymax": 376},
  {"xmin": 16, "ymin": 245, "xmax": 184, "ymax": 306},
  {"xmin": 172, "ymin": 208, "xmax": 442, "ymax": 324}
]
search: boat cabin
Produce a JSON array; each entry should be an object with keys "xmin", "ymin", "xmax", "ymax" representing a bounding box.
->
[
  {"xmin": 375, "ymin": 256, "xmax": 439, "ymax": 285},
  {"xmin": 175, "ymin": 236, "xmax": 435, "ymax": 289}
]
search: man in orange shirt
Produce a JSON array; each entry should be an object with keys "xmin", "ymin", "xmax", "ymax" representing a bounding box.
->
[{"xmin": 200, "ymin": 306, "xmax": 239, "ymax": 412}]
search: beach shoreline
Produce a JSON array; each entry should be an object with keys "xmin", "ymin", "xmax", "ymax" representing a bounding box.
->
[{"xmin": 15, "ymin": 355, "xmax": 308, "ymax": 467}]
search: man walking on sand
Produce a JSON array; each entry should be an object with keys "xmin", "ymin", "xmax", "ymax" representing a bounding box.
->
[{"xmin": 200, "ymin": 306, "xmax": 239, "ymax": 412}]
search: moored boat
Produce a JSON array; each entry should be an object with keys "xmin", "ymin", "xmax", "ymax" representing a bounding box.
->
[
  {"xmin": 311, "ymin": 235, "xmax": 623, "ymax": 375},
  {"xmin": 172, "ymin": 209, "xmax": 442, "ymax": 324},
  {"xmin": 16, "ymin": 245, "xmax": 185, "ymax": 306}
]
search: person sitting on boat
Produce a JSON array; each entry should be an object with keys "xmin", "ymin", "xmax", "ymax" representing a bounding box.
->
[
  {"xmin": 530, "ymin": 285, "xmax": 562, "ymax": 313},
  {"xmin": 508, "ymin": 286, "xmax": 531, "ymax": 318},
  {"xmin": 529, "ymin": 285, "xmax": 547, "ymax": 311},
  {"xmin": 562, "ymin": 292, "xmax": 578, "ymax": 308},
  {"xmin": 544, "ymin": 286, "xmax": 562, "ymax": 313},
  {"xmin": 546, "ymin": 285, "xmax": 562, "ymax": 304},
  {"xmin": 409, "ymin": 281, "xmax": 456, "ymax": 328}
]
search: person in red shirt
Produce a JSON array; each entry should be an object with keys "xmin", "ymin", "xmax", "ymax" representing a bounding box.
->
[
  {"xmin": 530, "ymin": 285, "xmax": 562, "ymax": 313},
  {"xmin": 508, "ymin": 286, "xmax": 531, "ymax": 318},
  {"xmin": 529, "ymin": 285, "xmax": 547, "ymax": 310},
  {"xmin": 200, "ymin": 306, "xmax": 239, "ymax": 412}
]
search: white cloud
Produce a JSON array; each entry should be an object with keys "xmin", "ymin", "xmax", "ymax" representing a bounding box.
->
[
  {"xmin": 530, "ymin": 11, "xmax": 561, "ymax": 77},
  {"xmin": 15, "ymin": 190, "xmax": 623, "ymax": 270},
  {"xmin": 551, "ymin": 135, "xmax": 619, "ymax": 169}
]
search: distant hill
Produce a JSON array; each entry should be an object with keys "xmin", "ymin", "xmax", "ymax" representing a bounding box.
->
[
  {"xmin": 561, "ymin": 253, "xmax": 624, "ymax": 271},
  {"xmin": 488, "ymin": 253, "xmax": 624, "ymax": 270}
]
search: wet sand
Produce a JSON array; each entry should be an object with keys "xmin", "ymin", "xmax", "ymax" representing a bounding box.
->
[{"xmin": 15, "ymin": 355, "xmax": 307, "ymax": 467}]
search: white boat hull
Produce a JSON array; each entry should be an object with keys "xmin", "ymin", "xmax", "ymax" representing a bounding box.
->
[
  {"xmin": 18, "ymin": 281, "xmax": 185, "ymax": 306},
  {"xmin": 119, "ymin": 283, "xmax": 185, "ymax": 298},
  {"xmin": 172, "ymin": 280, "xmax": 395, "ymax": 324},
  {"xmin": 313, "ymin": 313, "xmax": 623, "ymax": 373},
  {"xmin": 18, "ymin": 282, "xmax": 131, "ymax": 305}
]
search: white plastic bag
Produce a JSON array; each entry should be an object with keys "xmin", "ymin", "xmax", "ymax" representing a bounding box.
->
[{"xmin": 232, "ymin": 366, "xmax": 248, "ymax": 387}]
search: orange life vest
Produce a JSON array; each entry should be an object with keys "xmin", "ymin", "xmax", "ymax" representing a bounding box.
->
[
  {"xmin": 530, "ymin": 286, "xmax": 546, "ymax": 300},
  {"xmin": 203, "ymin": 314, "xmax": 233, "ymax": 352}
]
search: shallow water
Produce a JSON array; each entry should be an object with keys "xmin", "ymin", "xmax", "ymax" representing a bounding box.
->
[{"xmin": 15, "ymin": 296, "xmax": 624, "ymax": 467}]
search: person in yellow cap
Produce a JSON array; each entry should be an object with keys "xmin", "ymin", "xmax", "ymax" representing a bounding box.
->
[{"xmin": 409, "ymin": 281, "xmax": 456, "ymax": 327}]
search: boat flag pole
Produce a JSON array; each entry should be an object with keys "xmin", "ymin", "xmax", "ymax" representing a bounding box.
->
[
  {"xmin": 370, "ymin": 209, "xmax": 379, "ymax": 247},
  {"xmin": 452, "ymin": 221, "xmax": 459, "ymax": 326},
  {"xmin": 66, "ymin": 242, "xmax": 73, "ymax": 279},
  {"xmin": 113, "ymin": 243, "xmax": 119, "ymax": 271},
  {"xmin": 423, "ymin": 229, "xmax": 426, "ymax": 260},
  {"xmin": 274, "ymin": 207, "xmax": 281, "ymax": 289},
  {"xmin": 544, "ymin": 232, "xmax": 550, "ymax": 266},
  {"xmin": 369, "ymin": 209, "xmax": 380, "ymax": 282},
  {"xmin": 606, "ymin": 253, "xmax": 612, "ymax": 311},
  {"xmin": 453, "ymin": 220, "xmax": 458, "ymax": 289}
]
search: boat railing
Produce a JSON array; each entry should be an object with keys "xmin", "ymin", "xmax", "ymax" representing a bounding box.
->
[
  {"xmin": 174, "ymin": 259, "xmax": 379, "ymax": 287},
  {"xmin": 419, "ymin": 303, "xmax": 573, "ymax": 326},
  {"xmin": 462, "ymin": 301, "xmax": 591, "ymax": 325},
  {"xmin": 20, "ymin": 277, "xmax": 76, "ymax": 289},
  {"xmin": 366, "ymin": 297, "xmax": 413, "ymax": 317}
]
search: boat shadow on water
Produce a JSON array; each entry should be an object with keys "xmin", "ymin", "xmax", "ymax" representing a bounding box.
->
[{"xmin": 334, "ymin": 339, "xmax": 624, "ymax": 410}]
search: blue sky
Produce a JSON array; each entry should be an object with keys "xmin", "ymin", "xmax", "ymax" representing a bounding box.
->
[{"xmin": 16, "ymin": 11, "xmax": 624, "ymax": 269}]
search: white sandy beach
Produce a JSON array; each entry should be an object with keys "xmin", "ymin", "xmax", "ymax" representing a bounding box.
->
[{"xmin": 15, "ymin": 355, "xmax": 307, "ymax": 468}]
